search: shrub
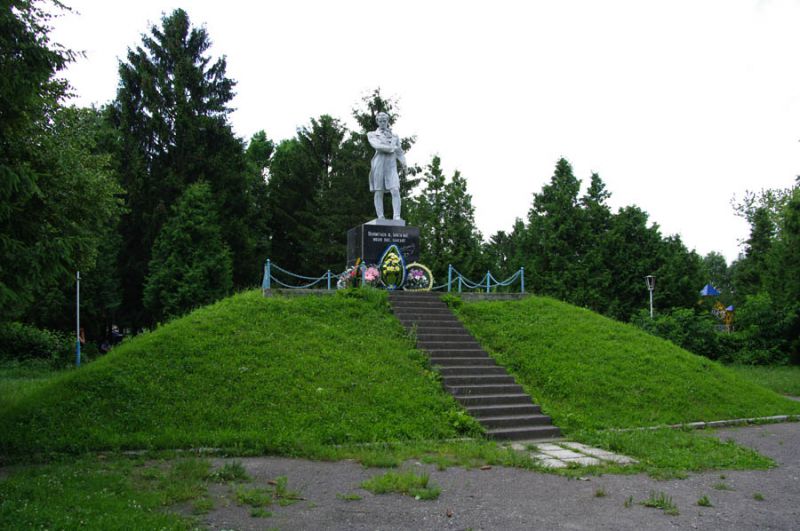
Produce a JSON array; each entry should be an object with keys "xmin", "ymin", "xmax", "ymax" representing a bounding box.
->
[
  {"xmin": 0, "ymin": 322, "xmax": 72, "ymax": 364},
  {"xmin": 632, "ymin": 308, "xmax": 721, "ymax": 359}
]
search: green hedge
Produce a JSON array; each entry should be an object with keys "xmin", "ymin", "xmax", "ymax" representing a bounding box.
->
[{"xmin": 0, "ymin": 322, "xmax": 73, "ymax": 364}]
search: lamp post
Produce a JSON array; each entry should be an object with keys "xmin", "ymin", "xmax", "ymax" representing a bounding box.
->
[
  {"xmin": 645, "ymin": 275, "xmax": 655, "ymax": 318},
  {"xmin": 75, "ymin": 271, "xmax": 81, "ymax": 367}
]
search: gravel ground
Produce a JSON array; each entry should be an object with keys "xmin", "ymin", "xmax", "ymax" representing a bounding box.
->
[{"xmin": 200, "ymin": 422, "xmax": 800, "ymax": 530}]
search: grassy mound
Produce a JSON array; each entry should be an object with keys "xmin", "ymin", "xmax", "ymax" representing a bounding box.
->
[
  {"xmin": 456, "ymin": 296, "xmax": 800, "ymax": 433},
  {"xmin": 0, "ymin": 290, "xmax": 468, "ymax": 456}
]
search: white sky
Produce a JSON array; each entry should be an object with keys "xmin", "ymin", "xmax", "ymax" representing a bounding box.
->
[{"xmin": 50, "ymin": 0, "xmax": 800, "ymax": 263}]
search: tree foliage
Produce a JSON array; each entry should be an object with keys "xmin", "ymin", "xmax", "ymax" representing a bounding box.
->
[
  {"xmin": 109, "ymin": 8, "xmax": 259, "ymax": 328},
  {"xmin": 143, "ymin": 182, "xmax": 232, "ymax": 321},
  {"xmin": 407, "ymin": 156, "xmax": 484, "ymax": 282}
]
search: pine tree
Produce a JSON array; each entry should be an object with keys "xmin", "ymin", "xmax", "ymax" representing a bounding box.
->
[
  {"xmin": 524, "ymin": 158, "xmax": 584, "ymax": 299},
  {"xmin": 407, "ymin": 156, "xmax": 484, "ymax": 282},
  {"xmin": 110, "ymin": 9, "xmax": 255, "ymax": 327},
  {"xmin": 143, "ymin": 182, "xmax": 232, "ymax": 321}
]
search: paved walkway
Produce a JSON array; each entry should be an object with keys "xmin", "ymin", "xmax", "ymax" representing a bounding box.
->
[
  {"xmin": 202, "ymin": 422, "xmax": 800, "ymax": 530},
  {"xmin": 507, "ymin": 441, "xmax": 637, "ymax": 468}
]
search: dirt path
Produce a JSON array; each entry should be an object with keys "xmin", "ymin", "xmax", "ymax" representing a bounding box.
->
[{"xmin": 202, "ymin": 423, "xmax": 800, "ymax": 530}]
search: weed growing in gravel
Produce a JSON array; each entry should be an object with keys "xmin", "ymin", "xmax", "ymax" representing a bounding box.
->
[
  {"xmin": 361, "ymin": 470, "xmax": 441, "ymax": 500},
  {"xmin": 594, "ymin": 488, "xmax": 606, "ymax": 497},
  {"xmin": 641, "ymin": 491, "xmax": 679, "ymax": 516},
  {"xmin": 713, "ymin": 482, "xmax": 733, "ymax": 491},
  {"xmin": 235, "ymin": 486, "xmax": 272, "ymax": 508},
  {"xmin": 697, "ymin": 495, "xmax": 712, "ymax": 507},
  {"xmin": 192, "ymin": 497, "xmax": 214, "ymax": 514},
  {"xmin": 624, "ymin": 496, "xmax": 634, "ymax": 508},
  {"xmin": 272, "ymin": 476, "xmax": 303, "ymax": 506},
  {"xmin": 208, "ymin": 461, "xmax": 249, "ymax": 482},
  {"xmin": 753, "ymin": 492, "xmax": 765, "ymax": 501},
  {"xmin": 250, "ymin": 507, "xmax": 272, "ymax": 518}
]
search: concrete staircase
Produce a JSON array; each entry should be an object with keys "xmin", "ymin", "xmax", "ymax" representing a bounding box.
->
[{"xmin": 388, "ymin": 291, "xmax": 561, "ymax": 441}]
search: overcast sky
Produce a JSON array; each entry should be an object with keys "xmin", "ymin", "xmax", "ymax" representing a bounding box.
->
[{"xmin": 50, "ymin": 0, "xmax": 800, "ymax": 263}]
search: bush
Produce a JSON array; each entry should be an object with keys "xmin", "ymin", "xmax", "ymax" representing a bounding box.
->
[
  {"xmin": 632, "ymin": 308, "xmax": 722, "ymax": 359},
  {"xmin": 0, "ymin": 322, "xmax": 73, "ymax": 364},
  {"xmin": 633, "ymin": 294, "xmax": 795, "ymax": 365},
  {"xmin": 722, "ymin": 294, "xmax": 792, "ymax": 365}
]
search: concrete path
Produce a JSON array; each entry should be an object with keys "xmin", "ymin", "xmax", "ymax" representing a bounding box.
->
[{"xmin": 201, "ymin": 422, "xmax": 800, "ymax": 530}]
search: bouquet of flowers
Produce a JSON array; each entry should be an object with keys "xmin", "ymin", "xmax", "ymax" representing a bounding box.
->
[
  {"xmin": 336, "ymin": 258, "xmax": 362, "ymax": 289},
  {"xmin": 404, "ymin": 263, "xmax": 433, "ymax": 291},
  {"xmin": 363, "ymin": 266, "xmax": 381, "ymax": 287},
  {"xmin": 336, "ymin": 265, "xmax": 358, "ymax": 289}
]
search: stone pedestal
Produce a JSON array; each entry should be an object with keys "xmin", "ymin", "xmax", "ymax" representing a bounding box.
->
[{"xmin": 346, "ymin": 222, "xmax": 420, "ymax": 266}]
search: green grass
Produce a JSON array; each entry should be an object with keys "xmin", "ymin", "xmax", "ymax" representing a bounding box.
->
[
  {"xmin": 727, "ymin": 365, "xmax": 800, "ymax": 396},
  {"xmin": 361, "ymin": 470, "xmax": 440, "ymax": 500},
  {"xmin": 0, "ymin": 360, "xmax": 61, "ymax": 412},
  {"xmin": 697, "ymin": 495, "xmax": 712, "ymax": 507},
  {"xmin": 0, "ymin": 456, "xmax": 208, "ymax": 529},
  {"xmin": 457, "ymin": 296, "xmax": 800, "ymax": 431},
  {"xmin": 578, "ymin": 428, "xmax": 773, "ymax": 479},
  {"xmin": 0, "ymin": 289, "xmax": 472, "ymax": 456}
]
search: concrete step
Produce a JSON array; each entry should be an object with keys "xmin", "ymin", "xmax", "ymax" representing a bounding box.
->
[
  {"xmin": 388, "ymin": 292, "xmax": 441, "ymax": 300},
  {"xmin": 466, "ymin": 403, "xmax": 542, "ymax": 417},
  {"xmin": 487, "ymin": 425, "xmax": 562, "ymax": 441},
  {"xmin": 389, "ymin": 300, "xmax": 449, "ymax": 309},
  {"xmin": 447, "ymin": 383, "xmax": 525, "ymax": 396},
  {"xmin": 416, "ymin": 332, "xmax": 474, "ymax": 342},
  {"xmin": 397, "ymin": 317, "xmax": 462, "ymax": 327},
  {"xmin": 424, "ymin": 348, "xmax": 489, "ymax": 358},
  {"xmin": 393, "ymin": 309, "xmax": 456, "ymax": 318},
  {"xmin": 442, "ymin": 374, "xmax": 515, "ymax": 386},
  {"xmin": 478, "ymin": 414, "xmax": 553, "ymax": 429},
  {"xmin": 455, "ymin": 393, "xmax": 532, "ymax": 407},
  {"xmin": 438, "ymin": 366, "xmax": 508, "ymax": 376},
  {"xmin": 430, "ymin": 357, "xmax": 497, "ymax": 367},
  {"xmin": 417, "ymin": 340, "xmax": 481, "ymax": 350}
]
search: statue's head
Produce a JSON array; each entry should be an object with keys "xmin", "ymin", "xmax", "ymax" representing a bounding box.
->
[{"xmin": 376, "ymin": 112, "xmax": 390, "ymax": 128}]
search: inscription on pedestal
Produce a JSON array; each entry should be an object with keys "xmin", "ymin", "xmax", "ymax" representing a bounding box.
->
[{"xmin": 347, "ymin": 223, "xmax": 420, "ymax": 266}]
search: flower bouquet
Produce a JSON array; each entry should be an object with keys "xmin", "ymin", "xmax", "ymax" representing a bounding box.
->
[
  {"xmin": 404, "ymin": 262, "xmax": 433, "ymax": 291},
  {"xmin": 363, "ymin": 265, "xmax": 381, "ymax": 287},
  {"xmin": 336, "ymin": 258, "xmax": 362, "ymax": 289}
]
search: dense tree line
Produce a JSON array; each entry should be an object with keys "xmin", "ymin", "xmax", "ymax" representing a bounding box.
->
[{"xmin": 1, "ymin": 3, "xmax": 796, "ymax": 367}]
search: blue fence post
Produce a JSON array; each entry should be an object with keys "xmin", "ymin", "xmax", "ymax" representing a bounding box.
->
[
  {"xmin": 458, "ymin": 275, "xmax": 462, "ymax": 293},
  {"xmin": 327, "ymin": 270, "xmax": 331, "ymax": 290},
  {"xmin": 520, "ymin": 267, "xmax": 525, "ymax": 294},
  {"xmin": 447, "ymin": 264, "xmax": 452, "ymax": 293},
  {"xmin": 360, "ymin": 264, "xmax": 366, "ymax": 287},
  {"xmin": 486, "ymin": 271, "xmax": 491, "ymax": 293},
  {"xmin": 262, "ymin": 259, "xmax": 271, "ymax": 290}
]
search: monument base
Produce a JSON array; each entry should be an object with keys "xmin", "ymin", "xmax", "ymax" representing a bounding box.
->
[
  {"xmin": 347, "ymin": 222, "xmax": 420, "ymax": 267},
  {"xmin": 365, "ymin": 218, "xmax": 406, "ymax": 227}
]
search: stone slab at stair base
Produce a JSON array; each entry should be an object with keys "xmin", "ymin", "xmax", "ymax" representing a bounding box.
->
[{"xmin": 388, "ymin": 291, "xmax": 562, "ymax": 441}]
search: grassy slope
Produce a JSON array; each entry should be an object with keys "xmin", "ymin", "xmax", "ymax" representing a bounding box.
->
[
  {"xmin": 457, "ymin": 296, "xmax": 800, "ymax": 433},
  {"xmin": 0, "ymin": 290, "xmax": 465, "ymax": 456},
  {"xmin": 728, "ymin": 365, "xmax": 800, "ymax": 397}
]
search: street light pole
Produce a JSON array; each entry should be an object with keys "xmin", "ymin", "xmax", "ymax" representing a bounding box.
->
[
  {"xmin": 645, "ymin": 275, "xmax": 655, "ymax": 318},
  {"xmin": 76, "ymin": 271, "xmax": 81, "ymax": 367}
]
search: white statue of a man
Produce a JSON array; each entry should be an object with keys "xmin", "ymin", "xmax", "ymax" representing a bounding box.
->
[{"xmin": 367, "ymin": 111, "xmax": 406, "ymax": 220}]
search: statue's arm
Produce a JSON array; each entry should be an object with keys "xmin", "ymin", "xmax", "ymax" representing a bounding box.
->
[
  {"xmin": 395, "ymin": 141, "xmax": 407, "ymax": 169},
  {"xmin": 368, "ymin": 131, "xmax": 397, "ymax": 154}
]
